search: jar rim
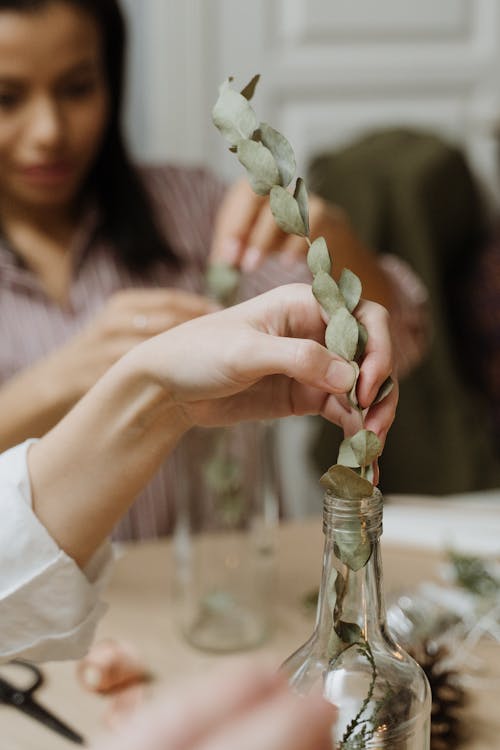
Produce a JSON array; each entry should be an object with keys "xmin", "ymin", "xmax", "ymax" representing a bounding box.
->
[{"xmin": 322, "ymin": 486, "xmax": 383, "ymax": 535}]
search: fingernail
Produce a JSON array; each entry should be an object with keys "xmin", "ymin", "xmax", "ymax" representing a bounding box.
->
[
  {"xmin": 221, "ymin": 237, "xmax": 241, "ymax": 265},
  {"xmin": 326, "ymin": 361, "xmax": 356, "ymax": 392},
  {"xmin": 241, "ymin": 246, "xmax": 262, "ymax": 272},
  {"xmin": 82, "ymin": 665, "xmax": 103, "ymax": 689}
]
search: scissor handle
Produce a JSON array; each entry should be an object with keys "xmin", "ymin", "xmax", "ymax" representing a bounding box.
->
[{"xmin": 10, "ymin": 660, "xmax": 43, "ymax": 693}]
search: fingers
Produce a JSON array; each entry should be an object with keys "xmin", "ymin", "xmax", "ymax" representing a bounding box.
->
[
  {"xmin": 101, "ymin": 288, "xmax": 218, "ymax": 339},
  {"xmin": 109, "ymin": 288, "xmax": 218, "ymax": 316},
  {"xmin": 364, "ymin": 378, "xmax": 399, "ymax": 446},
  {"xmin": 95, "ymin": 661, "xmax": 285, "ymax": 750},
  {"xmin": 354, "ymin": 300, "xmax": 393, "ymax": 408},
  {"xmin": 92, "ymin": 661, "xmax": 336, "ymax": 750},
  {"xmin": 196, "ymin": 687, "xmax": 336, "ymax": 750},
  {"xmin": 211, "ymin": 179, "xmax": 308, "ymax": 272},
  {"xmin": 229, "ymin": 331, "xmax": 356, "ymax": 396},
  {"xmin": 211, "ymin": 179, "xmax": 267, "ymax": 266}
]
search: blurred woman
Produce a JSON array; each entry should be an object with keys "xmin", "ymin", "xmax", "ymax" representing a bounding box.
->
[{"xmin": 0, "ymin": 0, "xmax": 420, "ymax": 538}]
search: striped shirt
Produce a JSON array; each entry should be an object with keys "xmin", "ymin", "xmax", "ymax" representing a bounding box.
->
[{"xmin": 0, "ymin": 165, "xmax": 428, "ymax": 539}]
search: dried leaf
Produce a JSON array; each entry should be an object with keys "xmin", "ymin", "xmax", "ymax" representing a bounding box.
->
[
  {"xmin": 326, "ymin": 568, "xmax": 339, "ymax": 613},
  {"xmin": 212, "ymin": 79, "xmax": 258, "ymax": 147},
  {"xmin": 350, "ymin": 430, "xmax": 382, "ymax": 467},
  {"xmin": 337, "ymin": 437, "xmax": 360, "ymax": 468},
  {"xmin": 339, "ymin": 268, "xmax": 362, "ymax": 312},
  {"xmin": 336, "ymin": 620, "xmax": 363, "ymax": 645},
  {"xmin": 354, "ymin": 321, "xmax": 368, "ymax": 362},
  {"xmin": 240, "ymin": 73, "xmax": 260, "ymax": 101},
  {"xmin": 312, "ymin": 271, "xmax": 344, "ymax": 316},
  {"xmin": 328, "ymin": 626, "xmax": 346, "ymax": 661},
  {"xmin": 320, "ymin": 464, "xmax": 374, "ymax": 500},
  {"xmin": 307, "ymin": 236, "xmax": 331, "ymax": 275},
  {"xmin": 335, "ymin": 527, "xmax": 372, "ymax": 571},
  {"xmin": 205, "ymin": 263, "xmax": 240, "ymax": 306},
  {"xmin": 373, "ymin": 375, "xmax": 395, "ymax": 405},
  {"xmin": 325, "ymin": 307, "xmax": 359, "ymax": 360},
  {"xmin": 293, "ymin": 178, "xmax": 310, "ymax": 237},
  {"xmin": 259, "ymin": 122, "xmax": 295, "ymax": 188},
  {"xmin": 269, "ymin": 185, "xmax": 308, "ymax": 236},
  {"xmin": 236, "ymin": 139, "xmax": 280, "ymax": 195}
]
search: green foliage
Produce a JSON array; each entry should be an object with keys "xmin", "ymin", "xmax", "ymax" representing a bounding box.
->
[
  {"xmin": 212, "ymin": 74, "xmax": 392, "ymax": 511},
  {"xmin": 237, "ymin": 139, "xmax": 280, "ymax": 195},
  {"xmin": 448, "ymin": 550, "xmax": 500, "ymax": 597},
  {"xmin": 258, "ymin": 122, "xmax": 296, "ymax": 187},
  {"xmin": 325, "ymin": 308, "xmax": 359, "ymax": 361},
  {"xmin": 339, "ymin": 268, "xmax": 362, "ymax": 313},
  {"xmin": 270, "ymin": 185, "xmax": 308, "ymax": 235},
  {"xmin": 320, "ymin": 465, "xmax": 374, "ymax": 499},
  {"xmin": 212, "ymin": 78, "xmax": 258, "ymax": 148},
  {"xmin": 205, "ymin": 262, "xmax": 240, "ymax": 306},
  {"xmin": 307, "ymin": 236, "xmax": 332, "ymax": 275}
]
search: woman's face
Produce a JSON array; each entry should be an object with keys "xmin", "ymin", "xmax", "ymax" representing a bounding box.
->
[{"xmin": 0, "ymin": 1, "xmax": 109, "ymax": 213}]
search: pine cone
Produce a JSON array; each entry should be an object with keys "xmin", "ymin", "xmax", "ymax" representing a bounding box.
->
[{"xmin": 407, "ymin": 640, "xmax": 467, "ymax": 750}]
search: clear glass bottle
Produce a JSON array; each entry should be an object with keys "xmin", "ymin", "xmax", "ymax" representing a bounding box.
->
[
  {"xmin": 173, "ymin": 421, "xmax": 278, "ymax": 652},
  {"xmin": 282, "ymin": 487, "xmax": 431, "ymax": 749}
]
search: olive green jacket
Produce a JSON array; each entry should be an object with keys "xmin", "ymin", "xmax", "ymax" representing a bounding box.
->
[{"xmin": 308, "ymin": 128, "xmax": 500, "ymax": 494}]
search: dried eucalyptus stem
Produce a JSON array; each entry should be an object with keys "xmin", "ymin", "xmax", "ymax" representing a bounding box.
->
[
  {"xmin": 212, "ymin": 75, "xmax": 397, "ymax": 746},
  {"xmin": 212, "ymin": 74, "xmax": 393, "ymax": 501}
]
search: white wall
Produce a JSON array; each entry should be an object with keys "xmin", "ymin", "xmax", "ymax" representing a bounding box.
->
[
  {"xmin": 119, "ymin": 1, "xmax": 500, "ymax": 514},
  {"xmin": 121, "ymin": 0, "xmax": 500, "ymax": 196}
]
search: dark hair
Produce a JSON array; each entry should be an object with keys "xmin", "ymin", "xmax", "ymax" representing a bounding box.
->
[{"xmin": 0, "ymin": 0, "xmax": 177, "ymax": 272}]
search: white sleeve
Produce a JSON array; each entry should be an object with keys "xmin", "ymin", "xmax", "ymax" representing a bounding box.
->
[{"xmin": 0, "ymin": 440, "xmax": 113, "ymax": 663}]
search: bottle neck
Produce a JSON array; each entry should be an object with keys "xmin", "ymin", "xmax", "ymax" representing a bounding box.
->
[{"xmin": 315, "ymin": 489, "xmax": 387, "ymax": 644}]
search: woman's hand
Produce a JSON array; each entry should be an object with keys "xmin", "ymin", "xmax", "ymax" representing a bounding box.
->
[
  {"xmin": 0, "ymin": 287, "xmax": 218, "ymax": 452},
  {"xmin": 210, "ymin": 178, "xmax": 394, "ymax": 307},
  {"xmin": 57, "ymin": 287, "xmax": 218, "ymax": 398},
  {"xmin": 29, "ymin": 283, "xmax": 396, "ymax": 567},
  {"xmin": 92, "ymin": 660, "xmax": 336, "ymax": 750},
  {"xmin": 211, "ymin": 177, "xmax": 336, "ymax": 271},
  {"xmin": 138, "ymin": 283, "xmax": 397, "ymax": 441}
]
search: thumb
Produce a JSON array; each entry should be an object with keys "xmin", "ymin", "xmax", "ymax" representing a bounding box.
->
[{"xmin": 235, "ymin": 333, "xmax": 356, "ymax": 394}]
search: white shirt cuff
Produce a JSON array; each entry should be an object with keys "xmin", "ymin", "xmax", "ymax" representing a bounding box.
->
[{"xmin": 0, "ymin": 440, "xmax": 113, "ymax": 663}]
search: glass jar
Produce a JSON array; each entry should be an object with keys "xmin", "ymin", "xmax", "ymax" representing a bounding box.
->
[
  {"xmin": 173, "ymin": 421, "xmax": 278, "ymax": 652},
  {"xmin": 282, "ymin": 487, "xmax": 431, "ymax": 749}
]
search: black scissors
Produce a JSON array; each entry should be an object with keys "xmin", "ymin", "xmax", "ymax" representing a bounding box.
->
[{"xmin": 0, "ymin": 659, "xmax": 85, "ymax": 745}]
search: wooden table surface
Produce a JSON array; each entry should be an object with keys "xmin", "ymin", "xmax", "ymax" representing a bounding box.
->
[{"xmin": 4, "ymin": 515, "xmax": 499, "ymax": 749}]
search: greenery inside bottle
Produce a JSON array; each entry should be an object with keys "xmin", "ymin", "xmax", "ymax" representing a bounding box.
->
[{"xmin": 212, "ymin": 75, "xmax": 431, "ymax": 748}]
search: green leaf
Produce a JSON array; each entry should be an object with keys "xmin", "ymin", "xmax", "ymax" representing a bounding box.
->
[
  {"xmin": 269, "ymin": 185, "xmax": 308, "ymax": 236},
  {"xmin": 212, "ymin": 79, "xmax": 258, "ymax": 147},
  {"xmin": 350, "ymin": 430, "xmax": 382, "ymax": 467},
  {"xmin": 354, "ymin": 321, "xmax": 368, "ymax": 362},
  {"xmin": 205, "ymin": 263, "xmax": 240, "ymax": 306},
  {"xmin": 339, "ymin": 268, "xmax": 362, "ymax": 312},
  {"xmin": 337, "ymin": 437, "xmax": 360, "ymax": 468},
  {"xmin": 373, "ymin": 375, "xmax": 394, "ymax": 405},
  {"xmin": 259, "ymin": 122, "xmax": 296, "ymax": 188},
  {"xmin": 307, "ymin": 236, "xmax": 331, "ymax": 275},
  {"xmin": 325, "ymin": 307, "xmax": 359, "ymax": 360},
  {"xmin": 236, "ymin": 139, "xmax": 280, "ymax": 195},
  {"xmin": 320, "ymin": 465, "xmax": 374, "ymax": 500},
  {"xmin": 293, "ymin": 178, "xmax": 310, "ymax": 237},
  {"xmin": 240, "ymin": 73, "xmax": 260, "ymax": 101},
  {"xmin": 312, "ymin": 271, "xmax": 344, "ymax": 316}
]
